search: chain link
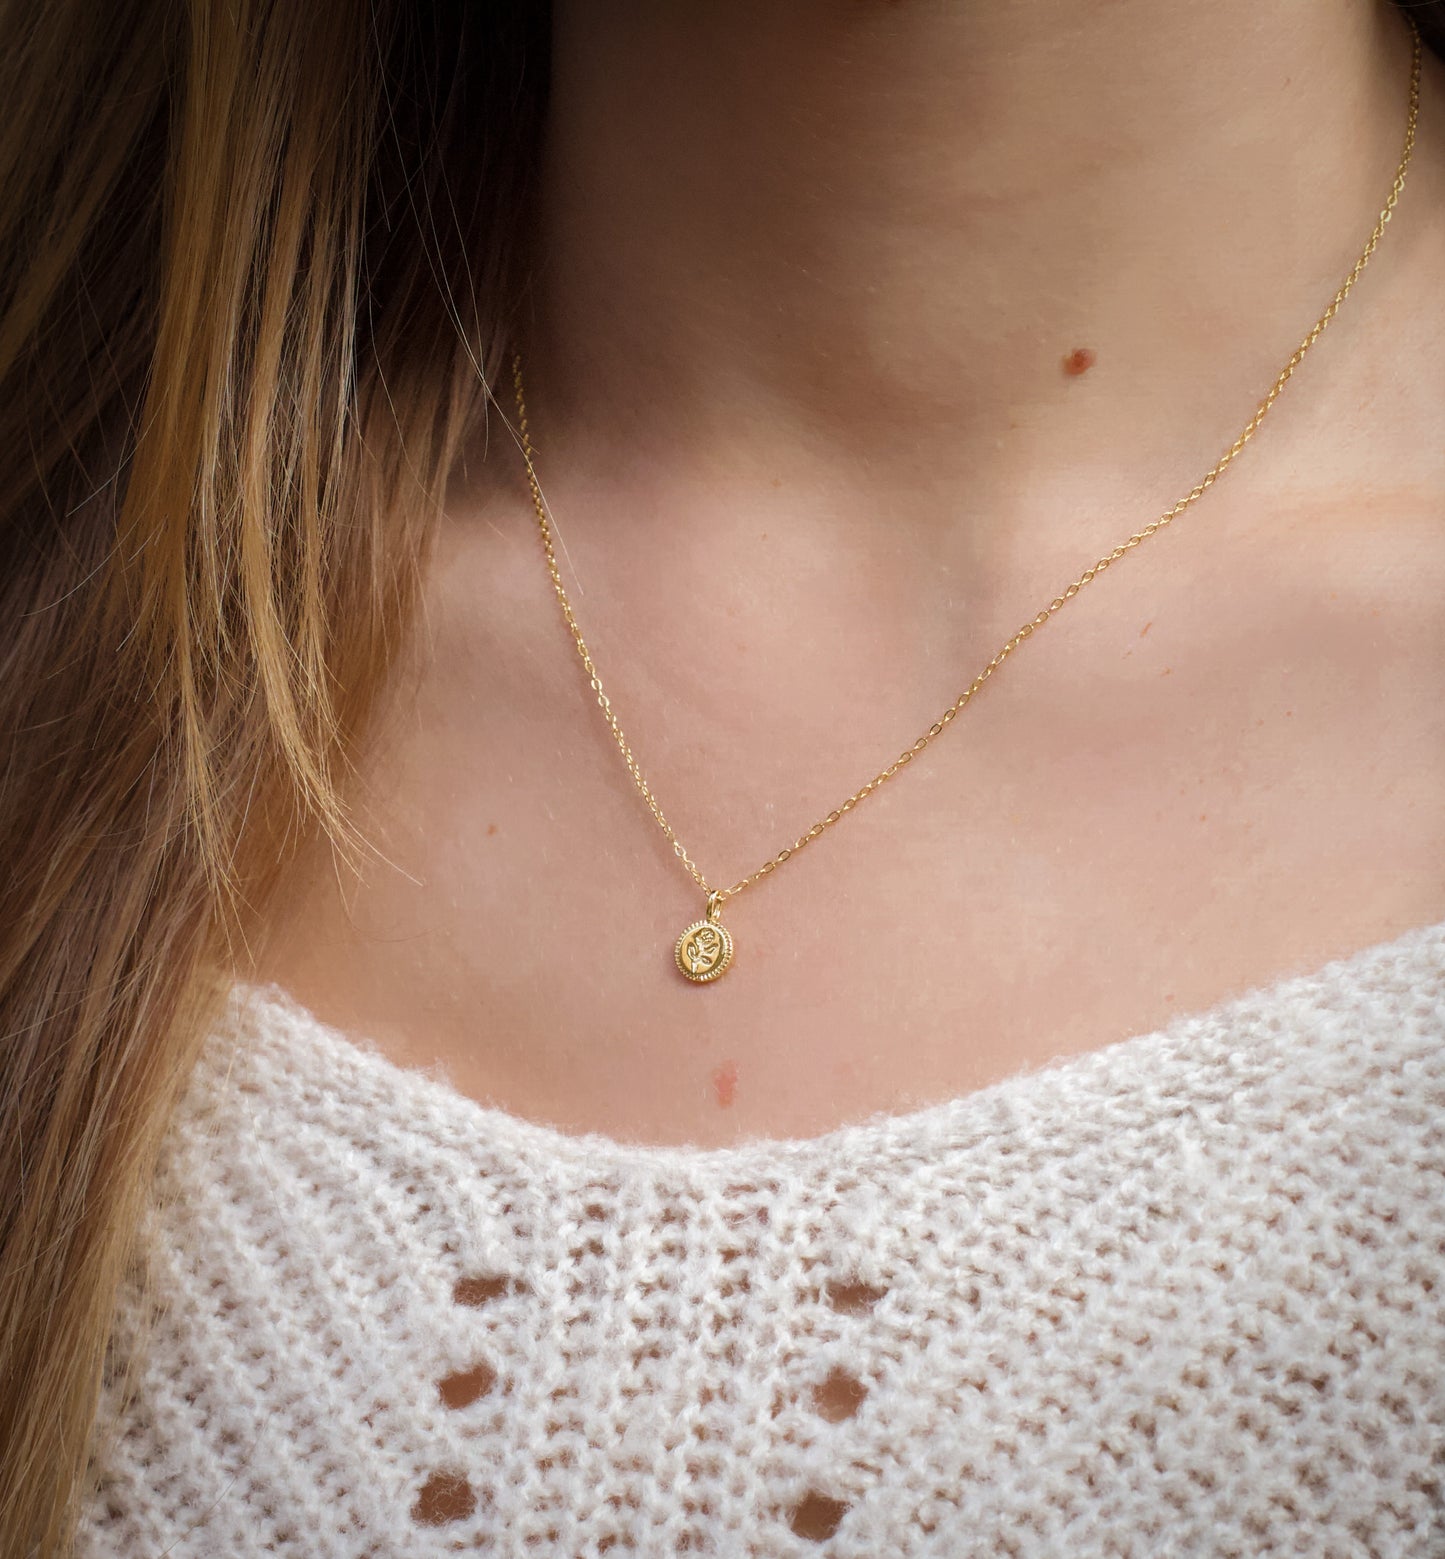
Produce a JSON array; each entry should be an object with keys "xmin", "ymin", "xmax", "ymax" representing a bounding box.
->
[{"xmin": 513, "ymin": 21, "xmax": 1419, "ymax": 908}]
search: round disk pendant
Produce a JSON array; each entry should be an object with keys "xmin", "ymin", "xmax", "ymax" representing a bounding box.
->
[{"xmin": 675, "ymin": 895, "xmax": 734, "ymax": 983}]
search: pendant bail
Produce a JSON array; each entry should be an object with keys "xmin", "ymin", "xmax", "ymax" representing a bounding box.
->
[{"xmin": 706, "ymin": 890, "xmax": 724, "ymax": 924}]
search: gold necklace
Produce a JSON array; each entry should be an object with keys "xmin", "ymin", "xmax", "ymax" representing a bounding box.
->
[{"xmin": 513, "ymin": 22, "xmax": 1420, "ymax": 985}]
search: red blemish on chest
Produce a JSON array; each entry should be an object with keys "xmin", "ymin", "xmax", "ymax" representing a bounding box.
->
[
  {"xmin": 712, "ymin": 1059, "xmax": 739, "ymax": 1109},
  {"xmin": 1063, "ymin": 347, "xmax": 1096, "ymax": 377},
  {"xmin": 486, "ymin": 822, "xmax": 499, "ymax": 836}
]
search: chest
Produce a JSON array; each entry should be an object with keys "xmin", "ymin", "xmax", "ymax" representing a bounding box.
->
[{"xmin": 248, "ymin": 493, "xmax": 1445, "ymax": 1147}]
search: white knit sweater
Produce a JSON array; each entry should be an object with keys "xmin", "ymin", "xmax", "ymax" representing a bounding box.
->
[{"xmin": 78, "ymin": 920, "xmax": 1445, "ymax": 1558}]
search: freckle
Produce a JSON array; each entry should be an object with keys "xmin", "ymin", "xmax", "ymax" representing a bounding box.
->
[
  {"xmin": 1063, "ymin": 347, "xmax": 1096, "ymax": 377},
  {"xmin": 486, "ymin": 823, "xmax": 499, "ymax": 836},
  {"xmin": 712, "ymin": 1059, "xmax": 739, "ymax": 1109},
  {"xmin": 1198, "ymin": 813, "xmax": 1208, "ymax": 822},
  {"xmin": 1140, "ymin": 620, "xmax": 1152, "ymax": 637},
  {"xmin": 1164, "ymin": 992, "xmax": 1175, "ymax": 1004},
  {"xmin": 1159, "ymin": 666, "xmax": 1172, "ymax": 677}
]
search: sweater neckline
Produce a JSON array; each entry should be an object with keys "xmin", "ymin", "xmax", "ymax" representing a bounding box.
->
[{"xmin": 228, "ymin": 914, "xmax": 1445, "ymax": 1173}]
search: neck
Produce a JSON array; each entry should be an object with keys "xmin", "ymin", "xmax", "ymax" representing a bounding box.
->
[{"xmin": 523, "ymin": 0, "xmax": 1417, "ymax": 497}]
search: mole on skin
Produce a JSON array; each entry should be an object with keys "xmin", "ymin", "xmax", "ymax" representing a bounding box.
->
[{"xmin": 1063, "ymin": 347, "xmax": 1096, "ymax": 376}]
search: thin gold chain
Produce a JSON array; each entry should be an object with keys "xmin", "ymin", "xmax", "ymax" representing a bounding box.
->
[{"xmin": 513, "ymin": 21, "xmax": 1420, "ymax": 909}]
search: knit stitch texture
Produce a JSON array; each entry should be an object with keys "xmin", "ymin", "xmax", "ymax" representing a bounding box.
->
[{"xmin": 79, "ymin": 920, "xmax": 1445, "ymax": 1558}]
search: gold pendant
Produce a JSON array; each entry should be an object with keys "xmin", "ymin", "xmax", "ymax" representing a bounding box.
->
[{"xmin": 675, "ymin": 891, "xmax": 734, "ymax": 983}]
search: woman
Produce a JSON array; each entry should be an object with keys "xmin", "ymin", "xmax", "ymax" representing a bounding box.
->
[{"xmin": 3, "ymin": 0, "xmax": 1443, "ymax": 1553}]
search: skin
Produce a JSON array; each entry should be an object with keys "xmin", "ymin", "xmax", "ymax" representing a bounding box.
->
[{"xmin": 249, "ymin": 0, "xmax": 1445, "ymax": 1148}]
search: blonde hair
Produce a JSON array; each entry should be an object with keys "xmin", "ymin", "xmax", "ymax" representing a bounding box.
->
[{"xmin": 0, "ymin": 2, "xmax": 544, "ymax": 1551}]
